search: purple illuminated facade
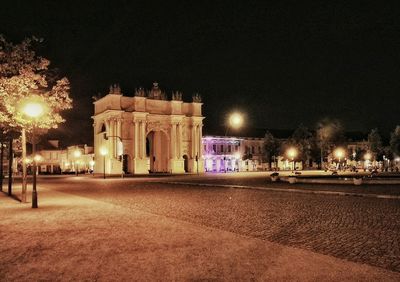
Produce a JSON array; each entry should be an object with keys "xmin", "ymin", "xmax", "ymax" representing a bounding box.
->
[{"xmin": 202, "ymin": 136, "xmax": 265, "ymax": 172}]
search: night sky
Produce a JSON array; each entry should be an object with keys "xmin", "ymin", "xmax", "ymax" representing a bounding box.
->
[{"xmin": 2, "ymin": 1, "xmax": 400, "ymax": 145}]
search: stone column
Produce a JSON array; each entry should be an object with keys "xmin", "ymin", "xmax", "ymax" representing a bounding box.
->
[
  {"xmin": 198, "ymin": 125, "xmax": 203, "ymax": 158},
  {"xmin": 134, "ymin": 121, "xmax": 139, "ymax": 158},
  {"xmin": 141, "ymin": 121, "xmax": 146, "ymax": 159},
  {"xmin": 192, "ymin": 124, "xmax": 196, "ymax": 158},
  {"xmin": 170, "ymin": 123, "xmax": 176, "ymax": 159},
  {"xmin": 177, "ymin": 123, "xmax": 182, "ymax": 159},
  {"xmin": 113, "ymin": 119, "xmax": 117, "ymax": 157},
  {"xmin": 117, "ymin": 118, "xmax": 122, "ymax": 155}
]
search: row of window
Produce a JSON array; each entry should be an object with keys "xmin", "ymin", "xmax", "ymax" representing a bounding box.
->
[
  {"xmin": 204, "ymin": 144, "xmax": 239, "ymax": 153},
  {"xmin": 204, "ymin": 144, "xmax": 262, "ymax": 154}
]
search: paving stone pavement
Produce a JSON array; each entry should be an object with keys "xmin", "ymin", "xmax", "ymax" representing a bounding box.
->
[{"xmin": 39, "ymin": 177, "xmax": 400, "ymax": 273}]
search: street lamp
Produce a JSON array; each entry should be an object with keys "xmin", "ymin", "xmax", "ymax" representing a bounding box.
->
[
  {"xmin": 100, "ymin": 147, "xmax": 108, "ymax": 179},
  {"xmin": 286, "ymin": 147, "xmax": 298, "ymax": 172},
  {"xmin": 21, "ymin": 99, "xmax": 46, "ymax": 208},
  {"xmin": 334, "ymin": 147, "xmax": 345, "ymax": 170},
  {"xmin": 224, "ymin": 112, "xmax": 244, "ymax": 172},
  {"xmin": 229, "ymin": 112, "xmax": 243, "ymax": 129},
  {"xmin": 74, "ymin": 149, "xmax": 82, "ymax": 176}
]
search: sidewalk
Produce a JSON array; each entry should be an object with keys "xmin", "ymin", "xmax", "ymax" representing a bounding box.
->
[{"xmin": 1, "ymin": 187, "xmax": 399, "ymax": 281}]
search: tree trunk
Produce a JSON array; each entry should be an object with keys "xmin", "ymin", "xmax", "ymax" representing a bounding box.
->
[{"xmin": 8, "ymin": 138, "xmax": 13, "ymax": 196}]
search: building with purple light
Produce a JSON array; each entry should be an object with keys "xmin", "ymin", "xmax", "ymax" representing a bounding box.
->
[{"xmin": 202, "ymin": 136, "xmax": 265, "ymax": 172}]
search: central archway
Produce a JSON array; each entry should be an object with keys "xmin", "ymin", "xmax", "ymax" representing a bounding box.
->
[
  {"xmin": 146, "ymin": 130, "xmax": 169, "ymax": 173},
  {"xmin": 183, "ymin": 155, "xmax": 189, "ymax": 172}
]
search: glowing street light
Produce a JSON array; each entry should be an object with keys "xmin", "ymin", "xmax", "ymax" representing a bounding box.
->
[
  {"xmin": 334, "ymin": 147, "xmax": 345, "ymax": 170},
  {"xmin": 286, "ymin": 147, "xmax": 298, "ymax": 172},
  {"xmin": 224, "ymin": 112, "xmax": 244, "ymax": 172},
  {"xmin": 100, "ymin": 147, "xmax": 108, "ymax": 179},
  {"xmin": 20, "ymin": 98, "xmax": 46, "ymax": 208},
  {"xmin": 229, "ymin": 112, "xmax": 243, "ymax": 129}
]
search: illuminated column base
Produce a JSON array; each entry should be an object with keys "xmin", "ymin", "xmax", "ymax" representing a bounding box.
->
[
  {"xmin": 109, "ymin": 159, "xmax": 123, "ymax": 175},
  {"xmin": 132, "ymin": 158, "xmax": 149, "ymax": 174},
  {"xmin": 170, "ymin": 159, "xmax": 185, "ymax": 173},
  {"xmin": 189, "ymin": 159, "xmax": 204, "ymax": 173}
]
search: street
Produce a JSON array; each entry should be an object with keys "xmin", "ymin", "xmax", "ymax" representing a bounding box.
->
[{"xmin": 1, "ymin": 173, "xmax": 400, "ymax": 281}]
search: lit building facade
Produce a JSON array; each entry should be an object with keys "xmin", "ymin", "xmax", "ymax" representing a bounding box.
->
[
  {"xmin": 92, "ymin": 83, "xmax": 204, "ymax": 175},
  {"xmin": 202, "ymin": 136, "xmax": 265, "ymax": 172}
]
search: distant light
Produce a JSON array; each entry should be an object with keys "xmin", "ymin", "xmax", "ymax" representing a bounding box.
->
[
  {"xmin": 334, "ymin": 147, "xmax": 345, "ymax": 159},
  {"xmin": 89, "ymin": 160, "xmax": 95, "ymax": 166},
  {"xmin": 34, "ymin": 154, "xmax": 43, "ymax": 162},
  {"xmin": 286, "ymin": 147, "xmax": 298, "ymax": 159},
  {"xmin": 24, "ymin": 158, "xmax": 32, "ymax": 164},
  {"xmin": 100, "ymin": 147, "xmax": 108, "ymax": 156},
  {"xmin": 229, "ymin": 112, "xmax": 243, "ymax": 129},
  {"xmin": 234, "ymin": 152, "xmax": 241, "ymax": 159},
  {"xmin": 364, "ymin": 152, "xmax": 372, "ymax": 161}
]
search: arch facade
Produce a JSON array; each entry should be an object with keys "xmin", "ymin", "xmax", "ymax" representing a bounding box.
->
[{"xmin": 92, "ymin": 83, "xmax": 204, "ymax": 175}]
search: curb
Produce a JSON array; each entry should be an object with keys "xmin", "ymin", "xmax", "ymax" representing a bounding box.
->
[{"xmin": 159, "ymin": 181, "xmax": 400, "ymax": 200}]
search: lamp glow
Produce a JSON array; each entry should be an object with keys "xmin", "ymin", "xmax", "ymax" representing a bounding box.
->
[
  {"xmin": 287, "ymin": 147, "xmax": 298, "ymax": 159},
  {"xmin": 229, "ymin": 113, "xmax": 243, "ymax": 129},
  {"xmin": 334, "ymin": 148, "xmax": 345, "ymax": 159},
  {"xmin": 22, "ymin": 102, "xmax": 45, "ymax": 118},
  {"xmin": 34, "ymin": 154, "xmax": 42, "ymax": 162},
  {"xmin": 364, "ymin": 152, "xmax": 372, "ymax": 161},
  {"xmin": 100, "ymin": 147, "xmax": 108, "ymax": 156}
]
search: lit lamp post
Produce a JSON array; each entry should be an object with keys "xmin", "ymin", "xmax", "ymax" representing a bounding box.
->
[
  {"xmin": 286, "ymin": 147, "xmax": 298, "ymax": 173},
  {"xmin": 224, "ymin": 112, "xmax": 243, "ymax": 172},
  {"xmin": 334, "ymin": 147, "xmax": 345, "ymax": 171},
  {"xmin": 100, "ymin": 147, "xmax": 108, "ymax": 179},
  {"xmin": 21, "ymin": 100, "xmax": 45, "ymax": 208},
  {"xmin": 74, "ymin": 149, "xmax": 82, "ymax": 176}
]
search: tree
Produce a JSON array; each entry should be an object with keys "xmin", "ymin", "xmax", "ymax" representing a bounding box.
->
[
  {"xmin": 0, "ymin": 35, "xmax": 72, "ymax": 200},
  {"xmin": 263, "ymin": 131, "xmax": 280, "ymax": 170},
  {"xmin": 290, "ymin": 124, "xmax": 314, "ymax": 168},
  {"xmin": 0, "ymin": 35, "xmax": 72, "ymax": 130},
  {"xmin": 316, "ymin": 118, "xmax": 345, "ymax": 168},
  {"xmin": 367, "ymin": 128, "xmax": 383, "ymax": 161},
  {"xmin": 390, "ymin": 126, "xmax": 400, "ymax": 157}
]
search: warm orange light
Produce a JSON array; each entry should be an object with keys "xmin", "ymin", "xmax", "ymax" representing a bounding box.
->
[
  {"xmin": 34, "ymin": 154, "xmax": 42, "ymax": 162},
  {"xmin": 100, "ymin": 147, "xmax": 108, "ymax": 156},
  {"xmin": 287, "ymin": 147, "xmax": 298, "ymax": 159},
  {"xmin": 229, "ymin": 113, "xmax": 243, "ymax": 129},
  {"xmin": 334, "ymin": 147, "xmax": 345, "ymax": 159},
  {"xmin": 364, "ymin": 152, "xmax": 372, "ymax": 161}
]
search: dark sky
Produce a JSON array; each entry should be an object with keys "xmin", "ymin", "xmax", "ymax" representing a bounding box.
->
[{"xmin": 2, "ymin": 1, "xmax": 400, "ymax": 145}]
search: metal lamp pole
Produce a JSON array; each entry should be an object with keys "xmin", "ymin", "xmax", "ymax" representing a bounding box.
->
[{"xmin": 32, "ymin": 125, "xmax": 38, "ymax": 208}]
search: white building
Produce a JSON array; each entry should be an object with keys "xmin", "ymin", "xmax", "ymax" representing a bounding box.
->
[
  {"xmin": 92, "ymin": 83, "xmax": 204, "ymax": 175},
  {"xmin": 202, "ymin": 135, "xmax": 265, "ymax": 172}
]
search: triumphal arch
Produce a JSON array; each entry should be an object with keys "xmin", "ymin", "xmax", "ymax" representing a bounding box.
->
[{"xmin": 92, "ymin": 82, "xmax": 204, "ymax": 175}]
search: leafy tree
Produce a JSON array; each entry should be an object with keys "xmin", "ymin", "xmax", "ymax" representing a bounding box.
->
[
  {"xmin": 367, "ymin": 128, "xmax": 383, "ymax": 161},
  {"xmin": 0, "ymin": 35, "xmax": 72, "ymax": 198},
  {"xmin": 290, "ymin": 124, "xmax": 314, "ymax": 168},
  {"xmin": 0, "ymin": 35, "xmax": 72, "ymax": 131},
  {"xmin": 316, "ymin": 118, "xmax": 345, "ymax": 168},
  {"xmin": 390, "ymin": 125, "xmax": 400, "ymax": 157},
  {"xmin": 263, "ymin": 131, "xmax": 280, "ymax": 170}
]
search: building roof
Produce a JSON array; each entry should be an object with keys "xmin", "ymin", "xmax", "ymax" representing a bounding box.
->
[{"xmin": 203, "ymin": 127, "xmax": 293, "ymax": 139}]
